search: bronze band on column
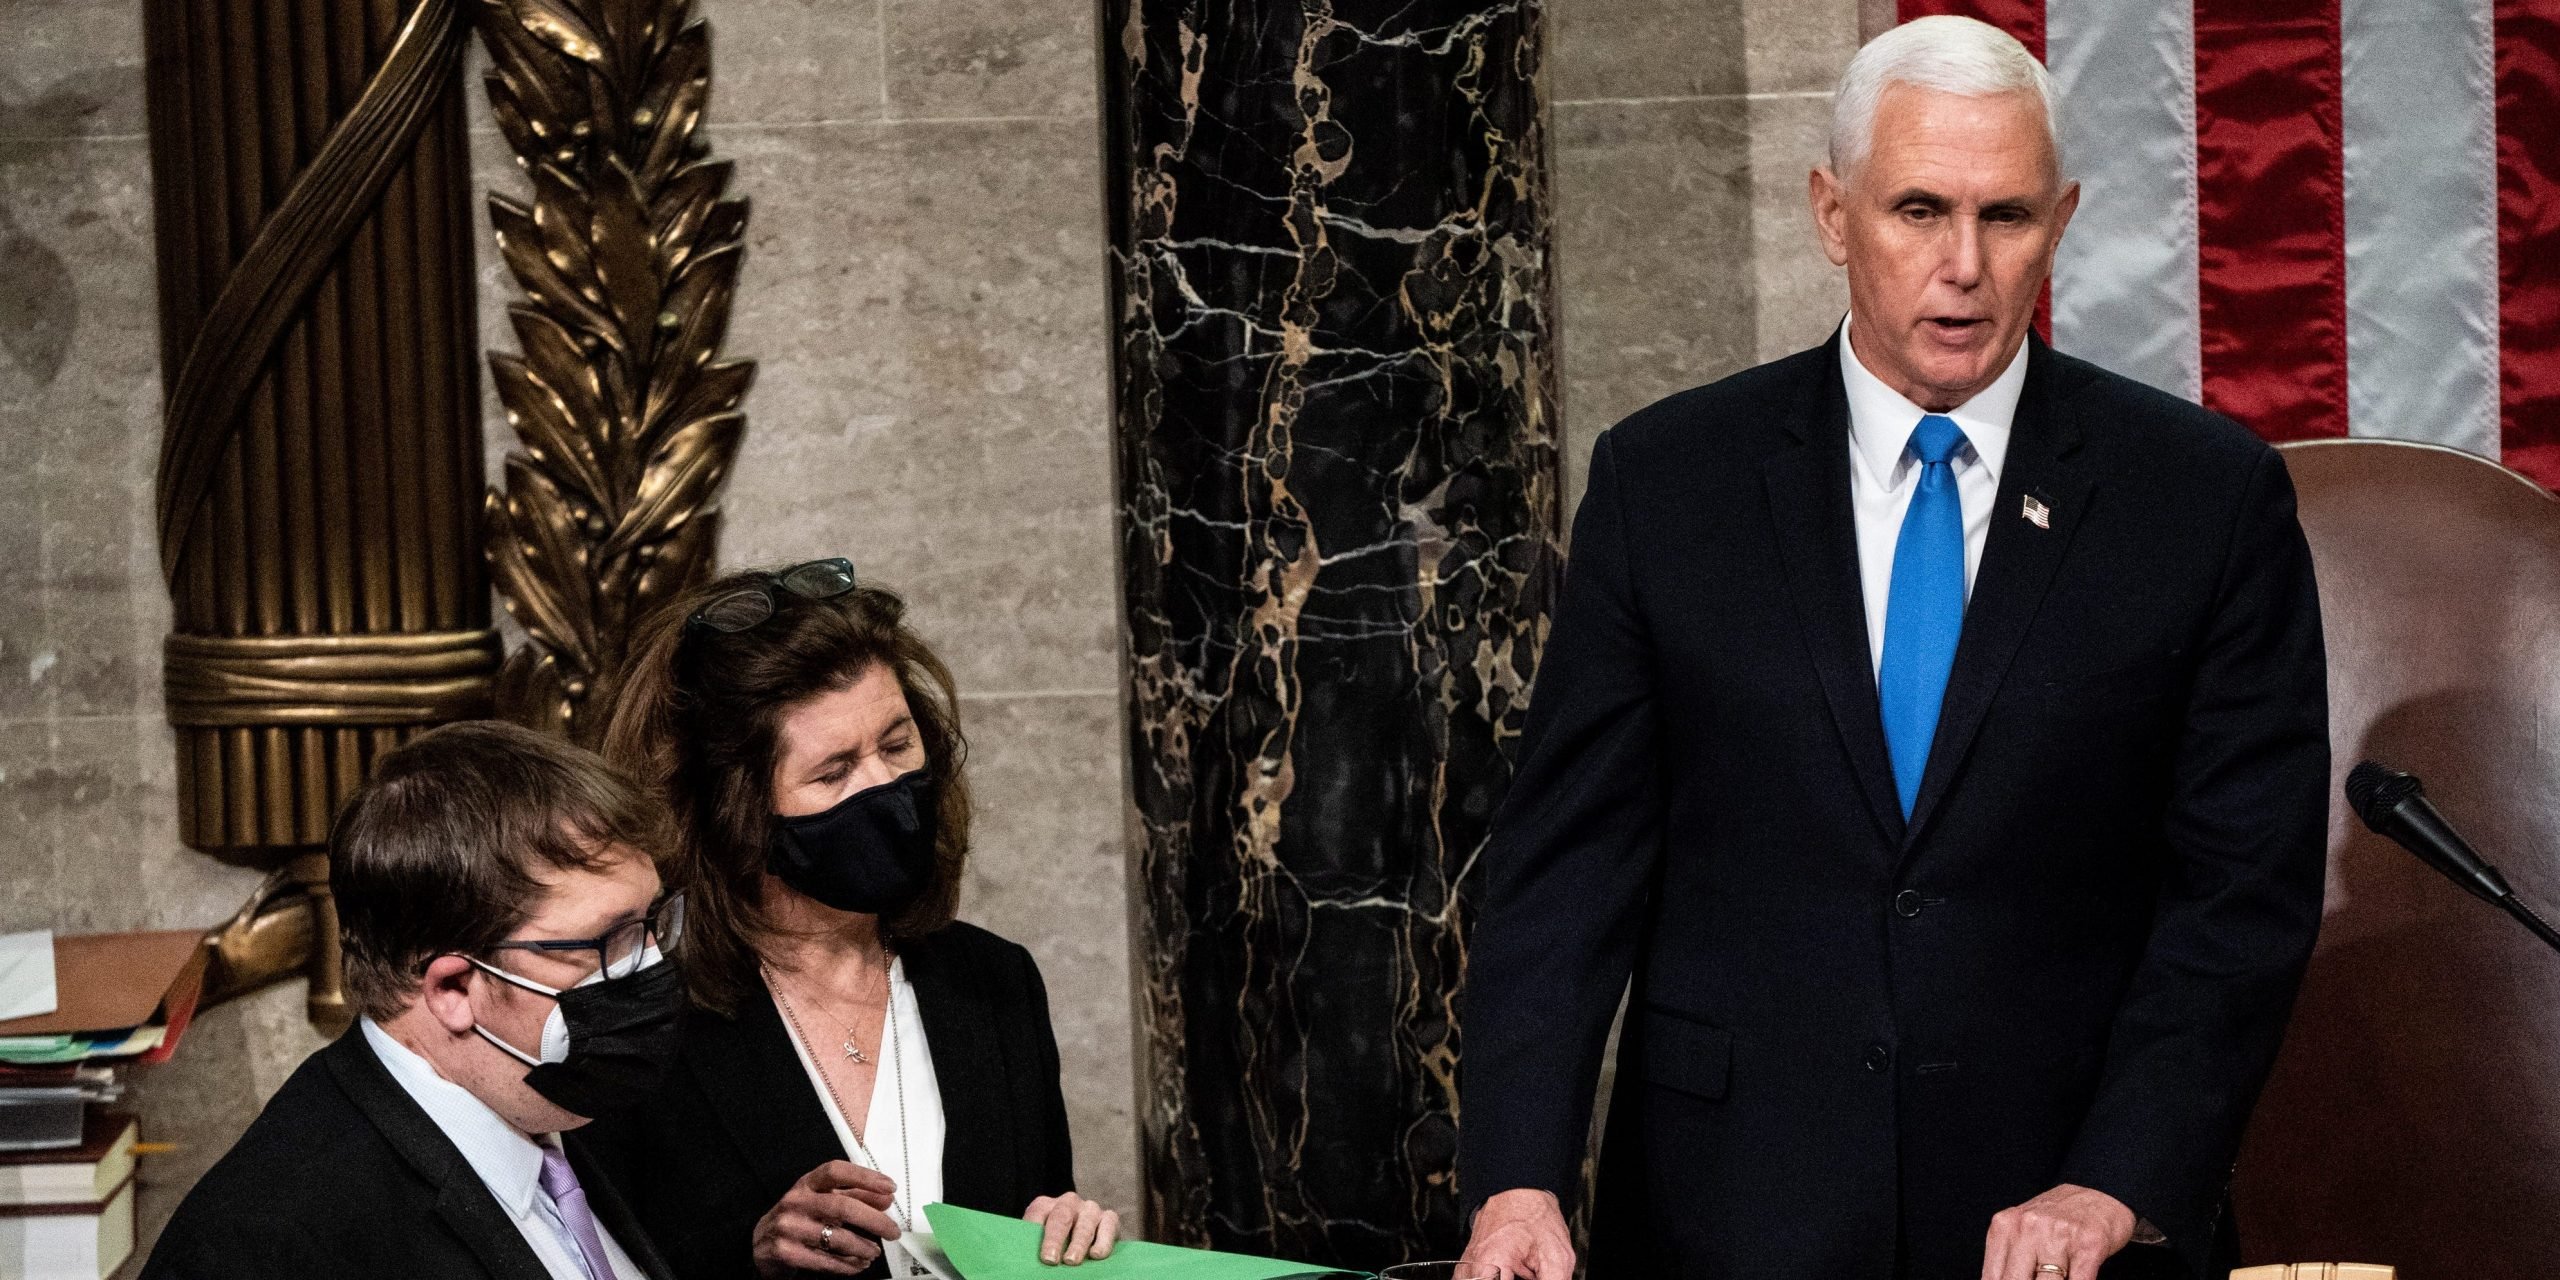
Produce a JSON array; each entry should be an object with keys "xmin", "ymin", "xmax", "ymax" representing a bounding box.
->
[
  {"xmin": 1102, "ymin": 0, "xmax": 1564, "ymax": 1266},
  {"xmin": 142, "ymin": 0, "xmax": 485, "ymax": 1022},
  {"xmin": 164, "ymin": 631, "xmax": 501, "ymax": 730}
]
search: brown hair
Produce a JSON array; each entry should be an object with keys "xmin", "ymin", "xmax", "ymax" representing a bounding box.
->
[
  {"xmin": 332, "ymin": 720, "xmax": 674, "ymax": 1022},
  {"xmin": 602, "ymin": 570, "xmax": 971, "ymax": 1016}
]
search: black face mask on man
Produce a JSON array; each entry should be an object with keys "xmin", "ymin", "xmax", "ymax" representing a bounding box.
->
[
  {"xmin": 468, "ymin": 946, "xmax": 686, "ymax": 1119},
  {"xmin": 767, "ymin": 770, "xmax": 940, "ymax": 915}
]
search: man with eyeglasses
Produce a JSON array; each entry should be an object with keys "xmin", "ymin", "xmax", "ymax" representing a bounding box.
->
[{"xmin": 143, "ymin": 721, "xmax": 694, "ymax": 1280}]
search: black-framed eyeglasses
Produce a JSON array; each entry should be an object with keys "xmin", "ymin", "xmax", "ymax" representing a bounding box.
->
[
  {"xmin": 685, "ymin": 558, "xmax": 858, "ymax": 636},
  {"xmin": 482, "ymin": 892, "xmax": 687, "ymax": 982}
]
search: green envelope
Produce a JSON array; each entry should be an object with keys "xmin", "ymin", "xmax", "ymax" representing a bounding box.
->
[{"xmin": 924, "ymin": 1204, "xmax": 1365, "ymax": 1280}]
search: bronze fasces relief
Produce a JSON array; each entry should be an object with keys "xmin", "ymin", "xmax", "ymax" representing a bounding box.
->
[
  {"xmin": 143, "ymin": 0, "xmax": 489, "ymax": 1028},
  {"xmin": 140, "ymin": 0, "xmax": 754, "ymax": 1024},
  {"xmin": 475, "ymin": 0, "xmax": 756, "ymax": 743}
]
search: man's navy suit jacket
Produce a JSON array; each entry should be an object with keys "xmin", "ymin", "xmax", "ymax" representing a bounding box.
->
[
  {"xmin": 1456, "ymin": 332, "xmax": 2330, "ymax": 1279},
  {"xmin": 141, "ymin": 1031, "xmax": 675, "ymax": 1280}
]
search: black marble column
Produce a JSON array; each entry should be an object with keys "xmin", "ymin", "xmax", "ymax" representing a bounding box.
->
[{"xmin": 1101, "ymin": 1, "xmax": 1562, "ymax": 1267}]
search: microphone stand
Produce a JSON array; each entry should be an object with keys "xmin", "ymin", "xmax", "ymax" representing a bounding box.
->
[{"xmin": 2493, "ymin": 891, "xmax": 2560, "ymax": 957}]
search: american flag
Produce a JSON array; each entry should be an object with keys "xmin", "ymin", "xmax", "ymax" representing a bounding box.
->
[{"xmin": 1898, "ymin": 0, "xmax": 2560, "ymax": 487}]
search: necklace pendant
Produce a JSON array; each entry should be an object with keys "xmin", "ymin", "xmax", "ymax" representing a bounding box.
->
[{"xmin": 842, "ymin": 1038, "xmax": 870, "ymax": 1064}]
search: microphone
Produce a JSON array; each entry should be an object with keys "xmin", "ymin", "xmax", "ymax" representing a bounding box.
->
[{"xmin": 2346, "ymin": 762, "xmax": 2560, "ymax": 956}]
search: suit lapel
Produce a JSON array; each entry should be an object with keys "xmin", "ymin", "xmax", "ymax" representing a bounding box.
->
[
  {"xmin": 568, "ymin": 1142, "xmax": 679, "ymax": 1280},
  {"xmin": 904, "ymin": 933, "xmax": 1016, "ymax": 1213},
  {"xmin": 322, "ymin": 1032, "xmax": 551, "ymax": 1280},
  {"xmin": 434, "ymin": 1182, "xmax": 555, "ymax": 1280},
  {"xmin": 1902, "ymin": 337, "xmax": 2093, "ymax": 847},
  {"xmin": 685, "ymin": 985, "xmax": 855, "ymax": 1201},
  {"xmin": 1765, "ymin": 331, "xmax": 1907, "ymax": 849}
]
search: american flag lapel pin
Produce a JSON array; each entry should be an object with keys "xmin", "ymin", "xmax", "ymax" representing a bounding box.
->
[{"xmin": 2021, "ymin": 493, "xmax": 2052, "ymax": 529}]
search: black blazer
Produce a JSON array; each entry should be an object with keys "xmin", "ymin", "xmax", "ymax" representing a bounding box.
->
[
  {"xmin": 1456, "ymin": 333, "xmax": 2329, "ymax": 1279},
  {"xmin": 141, "ymin": 1030, "xmax": 674, "ymax": 1280},
  {"xmin": 572, "ymin": 921, "xmax": 1075, "ymax": 1280}
]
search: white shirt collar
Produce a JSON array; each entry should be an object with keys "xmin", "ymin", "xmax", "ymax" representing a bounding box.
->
[
  {"xmin": 1838, "ymin": 313, "xmax": 2028, "ymax": 486},
  {"xmin": 360, "ymin": 1017, "xmax": 550, "ymax": 1216}
]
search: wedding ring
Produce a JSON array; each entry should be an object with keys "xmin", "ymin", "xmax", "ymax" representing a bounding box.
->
[
  {"xmin": 819, "ymin": 1225, "xmax": 836, "ymax": 1252},
  {"xmin": 2037, "ymin": 1266, "xmax": 2065, "ymax": 1276}
]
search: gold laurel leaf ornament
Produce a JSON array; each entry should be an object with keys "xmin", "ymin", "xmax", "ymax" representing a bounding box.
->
[{"xmin": 475, "ymin": 0, "xmax": 755, "ymax": 742}]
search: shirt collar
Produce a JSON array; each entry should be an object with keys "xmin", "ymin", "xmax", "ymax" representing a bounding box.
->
[
  {"xmin": 1838, "ymin": 313, "xmax": 2027, "ymax": 486},
  {"xmin": 360, "ymin": 1017, "xmax": 549, "ymax": 1215}
]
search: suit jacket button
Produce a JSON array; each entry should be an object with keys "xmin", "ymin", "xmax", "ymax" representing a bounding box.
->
[
  {"xmin": 1864, "ymin": 1043, "xmax": 1891, "ymax": 1073},
  {"xmin": 1893, "ymin": 890, "xmax": 1924, "ymax": 918}
]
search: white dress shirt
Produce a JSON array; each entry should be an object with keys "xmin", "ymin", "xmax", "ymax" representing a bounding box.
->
[
  {"xmin": 777, "ymin": 957, "xmax": 955, "ymax": 1280},
  {"xmin": 1840, "ymin": 315, "xmax": 2029, "ymax": 678},
  {"xmin": 360, "ymin": 1018, "xmax": 646, "ymax": 1280}
]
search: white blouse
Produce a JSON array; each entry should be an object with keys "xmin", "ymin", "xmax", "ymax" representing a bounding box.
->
[{"xmin": 775, "ymin": 957, "xmax": 955, "ymax": 1279}]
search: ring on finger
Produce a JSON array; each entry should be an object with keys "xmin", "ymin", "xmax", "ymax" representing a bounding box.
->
[
  {"xmin": 818, "ymin": 1225, "xmax": 837, "ymax": 1253},
  {"xmin": 2037, "ymin": 1265, "xmax": 2066, "ymax": 1276}
]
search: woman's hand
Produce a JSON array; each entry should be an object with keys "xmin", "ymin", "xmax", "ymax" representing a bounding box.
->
[
  {"xmin": 753, "ymin": 1161, "xmax": 901, "ymax": 1277},
  {"xmin": 1022, "ymin": 1192, "xmax": 1119, "ymax": 1266}
]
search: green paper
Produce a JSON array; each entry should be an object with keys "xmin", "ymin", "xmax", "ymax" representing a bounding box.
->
[
  {"xmin": 0, "ymin": 1034, "xmax": 82, "ymax": 1064},
  {"xmin": 924, "ymin": 1204, "xmax": 1362, "ymax": 1280}
]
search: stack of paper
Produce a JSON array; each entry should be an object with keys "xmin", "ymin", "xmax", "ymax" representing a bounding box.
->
[
  {"xmin": 0, "ymin": 1028, "xmax": 165, "ymax": 1067},
  {"xmin": 0, "ymin": 931, "xmax": 207, "ymax": 1152},
  {"xmin": 0, "ymin": 929, "xmax": 199, "ymax": 1279}
]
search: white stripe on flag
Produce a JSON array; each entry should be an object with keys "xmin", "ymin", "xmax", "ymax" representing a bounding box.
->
[
  {"xmin": 2046, "ymin": 0, "xmax": 2202, "ymax": 404},
  {"xmin": 2341, "ymin": 0, "xmax": 2502, "ymax": 456}
]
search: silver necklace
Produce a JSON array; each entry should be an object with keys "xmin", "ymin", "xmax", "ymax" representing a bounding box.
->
[
  {"xmin": 775, "ymin": 960, "xmax": 888, "ymax": 1064},
  {"xmin": 772, "ymin": 964, "xmax": 914, "ymax": 1243}
]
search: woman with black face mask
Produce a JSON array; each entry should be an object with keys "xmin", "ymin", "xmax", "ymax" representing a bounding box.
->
[{"xmin": 573, "ymin": 561, "xmax": 1118, "ymax": 1280}]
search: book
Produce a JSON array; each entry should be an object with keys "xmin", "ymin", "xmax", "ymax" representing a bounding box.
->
[
  {"xmin": 0, "ymin": 1175, "xmax": 134, "ymax": 1280},
  {"xmin": 0, "ymin": 1112, "xmax": 136, "ymax": 1209}
]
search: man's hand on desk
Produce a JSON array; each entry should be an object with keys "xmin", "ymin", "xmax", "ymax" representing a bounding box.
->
[
  {"xmin": 1980, "ymin": 1183, "xmax": 2137, "ymax": 1280},
  {"xmin": 1460, "ymin": 1187, "xmax": 1575, "ymax": 1280}
]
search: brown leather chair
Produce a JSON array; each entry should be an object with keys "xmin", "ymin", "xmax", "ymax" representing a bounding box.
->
[{"xmin": 2231, "ymin": 441, "xmax": 2560, "ymax": 1276}]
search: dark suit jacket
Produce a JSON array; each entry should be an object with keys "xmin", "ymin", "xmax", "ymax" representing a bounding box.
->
[
  {"xmin": 572, "ymin": 921, "xmax": 1076, "ymax": 1280},
  {"xmin": 1455, "ymin": 333, "xmax": 2329, "ymax": 1279},
  {"xmin": 141, "ymin": 1030, "xmax": 674, "ymax": 1280}
]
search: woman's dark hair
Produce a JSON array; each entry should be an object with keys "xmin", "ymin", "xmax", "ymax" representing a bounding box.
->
[
  {"xmin": 333, "ymin": 721, "xmax": 673, "ymax": 1022},
  {"xmin": 602, "ymin": 570, "xmax": 971, "ymax": 1015}
]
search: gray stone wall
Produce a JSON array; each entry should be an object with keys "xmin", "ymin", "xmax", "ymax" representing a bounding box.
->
[
  {"xmin": 0, "ymin": 0, "xmax": 1861, "ymax": 1264},
  {"xmin": 1551, "ymin": 0, "xmax": 1860, "ymax": 515}
]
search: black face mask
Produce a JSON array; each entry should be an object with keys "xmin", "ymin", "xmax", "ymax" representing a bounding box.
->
[
  {"xmin": 767, "ymin": 771, "xmax": 940, "ymax": 915},
  {"xmin": 470, "ymin": 951, "xmax": 687, "ymax": 1119}
]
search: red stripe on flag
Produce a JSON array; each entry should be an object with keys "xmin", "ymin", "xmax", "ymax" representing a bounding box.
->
[
  {"xmin": 2496, "ymin": 0, "xmax": 2560, "ymax": 487},
  {"xmin": 1892, "ymin": 1, "xmax": 2053, "ymax": 339},
  {"xmin": 2194, "ymin": 0, "xmax": 2347, "ymax": 443},
  {"xmin": 1897, "ymin": 0, "xmax": 2045, "ymax": 57}
]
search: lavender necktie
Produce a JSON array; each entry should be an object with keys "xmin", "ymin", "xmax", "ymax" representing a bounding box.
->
[{"xmin": 537, "ymin": 1144, "xmax": 619, "ymax": 1280}]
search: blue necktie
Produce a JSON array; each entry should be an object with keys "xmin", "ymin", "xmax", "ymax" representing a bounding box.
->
[{"xmin": 1878, "ymin": 413, "xmax": 1970, "ymax": 818}]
